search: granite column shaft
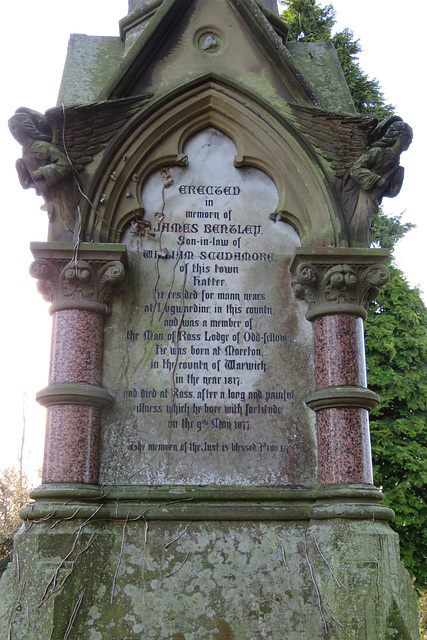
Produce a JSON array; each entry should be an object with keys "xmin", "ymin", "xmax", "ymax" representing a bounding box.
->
[
  {"xmin": 42, "ymin": 309, "xmax": 105, "ymax": 483},
  {"xmin": 30, "ymin": 244, "xmax": 126, "ymax": 485},
  {"xmin": 291, "ymin": 249, "xmax": 389, "ymax": 486},
  {"xmin": 312, "ymin": 313, "xmax": 372, "ymax": 484}
]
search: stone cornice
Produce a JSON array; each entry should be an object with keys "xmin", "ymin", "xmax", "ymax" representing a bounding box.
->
[
  {"xmin": 30, "ymin": 242, "xmax": 127, "ymax": 315},
  {"xmin": 290, "ymin": 247, "xmax": 390, "ymax": 320},
  {"xmin": 22, "ymin": 484, "xmax": 395, "ymax": 523}
]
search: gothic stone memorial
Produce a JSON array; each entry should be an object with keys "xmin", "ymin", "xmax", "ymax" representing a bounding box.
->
[
  {"xmin": 102, "ymin": 128, "xmax": 315, "ymax": 488},
  {"xmin": 0, "ymin": 0, "xmax": 420, "ymax": 638}
]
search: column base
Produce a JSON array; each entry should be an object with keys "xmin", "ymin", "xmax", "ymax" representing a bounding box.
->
[{"xmin": 23, "ymin": 483, "xmax": 395, "ymax": 521}]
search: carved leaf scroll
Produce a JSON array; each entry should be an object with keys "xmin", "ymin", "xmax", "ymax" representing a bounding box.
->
[
  {"xmin": 30, "ymin": 256, "xmax": 126, "ymax": 315},
  {"xmin": 291, "ymin": 250, "xmax": 390, "ymax": 320}
]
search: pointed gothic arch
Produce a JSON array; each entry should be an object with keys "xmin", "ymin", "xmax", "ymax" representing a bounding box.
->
[{"xmin": 81, "ymin": 76, "xmax": 344, "ymax": 245}]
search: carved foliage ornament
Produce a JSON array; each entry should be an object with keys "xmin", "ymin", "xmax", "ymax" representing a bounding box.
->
[
  {"xmin": 292, "ymin": 257, "xmax": 390, "ymax": 320},
  {"xmin": 30, "ymin": 257, "xmax": 125, "ymax": 315}
]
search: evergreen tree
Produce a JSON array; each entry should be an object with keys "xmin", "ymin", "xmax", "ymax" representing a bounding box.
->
[
  {"xmin": 280, "ymin": 0, "xmax": 427, "ymax": 587},
  {"xmin": 367, "ymin": 214, "xmax": 427, "ymax": 588},
  {"xmin": 331, "ymin": 28, "xmax": 394, "ymax": 119},
  {"xmin": 280, "ymin": 0, "xmax": 336, "ymax": 41},
  {"xmin": 280, "ymin": 0, "xmax": 394, "ymax": 119}
]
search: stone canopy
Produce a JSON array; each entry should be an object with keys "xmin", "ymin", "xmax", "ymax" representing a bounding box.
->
[
  {"xmin": 11, "ymin": 0, "xmax": 410, "ymax": 250},
  {"xmin": 52, "ymin": 0, "xmax": 371, "ymax": 248}
]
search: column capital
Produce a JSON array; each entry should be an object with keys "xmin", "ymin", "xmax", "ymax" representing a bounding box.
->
[
  {"xmin": 30, "ymin": 242, "xmax": 127, "ymax": 315},
  {"xmin": 290, "ymin": 248, "xmax": 390, "ymax": 320}
]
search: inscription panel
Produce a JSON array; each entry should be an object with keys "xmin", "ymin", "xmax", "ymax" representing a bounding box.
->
[{"xmin": 100, "ymin": 128, "xmax": 316, "ymax": 485}]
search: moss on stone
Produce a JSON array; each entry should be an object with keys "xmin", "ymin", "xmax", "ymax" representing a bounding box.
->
[{"xmin": 0, "ymin": 518, "xmax": 419, "ymax": 639}]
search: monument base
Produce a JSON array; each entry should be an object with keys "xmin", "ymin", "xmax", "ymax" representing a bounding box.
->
[{"xmin": 0, "ymin": 486, "xmax": 419, "ymax": 639}]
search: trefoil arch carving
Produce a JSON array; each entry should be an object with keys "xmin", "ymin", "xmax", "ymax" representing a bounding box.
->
[{"xmin": 81, "ymin": 76, "xmax": 344, "ymax": 246}]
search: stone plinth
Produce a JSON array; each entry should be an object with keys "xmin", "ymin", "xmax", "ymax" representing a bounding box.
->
[{"xmin": 0, "ymin": 485, "xmax": 418, "ymax": 639}]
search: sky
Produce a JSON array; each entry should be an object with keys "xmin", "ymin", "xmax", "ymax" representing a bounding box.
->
[{"xmin": 0, "ymin": 0, "xmax": 425, "ymax": 483}]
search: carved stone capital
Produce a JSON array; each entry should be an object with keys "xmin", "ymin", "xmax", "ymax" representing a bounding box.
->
[
  {"xmin": 290, "ymin": 248, "xmax": 390, "ymax": 320},
  {"xmin": 30, "ymin": 242, "xmax": 127, "ymax": 315}
]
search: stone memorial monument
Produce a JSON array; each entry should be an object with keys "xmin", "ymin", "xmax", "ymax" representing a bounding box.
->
[{"xmin": 1, "ymin": 0, "xmax": 420, "ymax": 637}]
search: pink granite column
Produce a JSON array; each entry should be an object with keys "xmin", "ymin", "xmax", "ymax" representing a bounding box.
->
[
  {"xmin": 291, "ymin": 249, "xmax": 390, "ymax": 486},
  {"xmin": 31, "ymin": 244, "xmax": 126, "ymax": 485},
  {"xmin": 42, "ymin": 310, "xmax": 105, "ymax": 484},
  {"xmin": 312, "ymin": 314, "xmax": 372, "ymax": 484}
]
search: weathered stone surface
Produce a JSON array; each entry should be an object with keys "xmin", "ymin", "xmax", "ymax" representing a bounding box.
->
[
  {"xmin": 129, "ymin": 0, "xmax": 156, "ymax": 10},
  {"xmin": 287, "ymin": 42, "xmax": 356, "ymax": 114},
  {"xmin": 291, "ymin": 248, "xmax": 390, "ymax": 320},
  {"xmin": 100, "ymin": 128, "xmax": 316, "ymax": 486},
  {"xmin": 2, "ymin": 0, "xmax": 419, "ymax": 637},
  {"xmin": 58, "ymin": 0, "xmax": 345, "ymax": 114},
  {"xmin": 0, "ymin": 517, "xmax": 419, "ymax": 639},
  {"xmin": 257, "ymin": 0, "xmax": 280, "ymax": 14},
  {"xmin": 128, "ymin": 0, "xmax": 280, "ymax": 16},
  {"xmin": 57, "ymin": 35, "xmax": 124, "ymax": 105}
]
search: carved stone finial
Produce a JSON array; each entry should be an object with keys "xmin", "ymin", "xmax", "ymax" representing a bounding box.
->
[
  {"xmin": 29, "ymin": 243, "xmax": 127, "ymax": 315},
  {"xmin": 290, "ymin": 248, "xmax": 390, "ymax": 320}
]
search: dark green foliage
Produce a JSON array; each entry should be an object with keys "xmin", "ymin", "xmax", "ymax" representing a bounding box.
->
[
  {"xmin": 331, "ymin": 28, "xmax": 394, "ymax": 119},
  {"xmin": 280, "ymin": 0, "xmax": 336, "ymax": 42},
  {"xmin": 366, "ymin": 213, "xmax": 427, "ymax": 588},
  {"xmin": 280, "ymin": 1, "xmax": 427, "ymax": 586},
  {"xmin": 280, "ymin": 0, "xmax": 394, "ymax": 119},
  {"xmin": 366, "ymin": 271, "xmax": 427, "ymax": 586},
  {"xmin": 369, "ymin": 211, "xmax": 415, "ymax": 250}
]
